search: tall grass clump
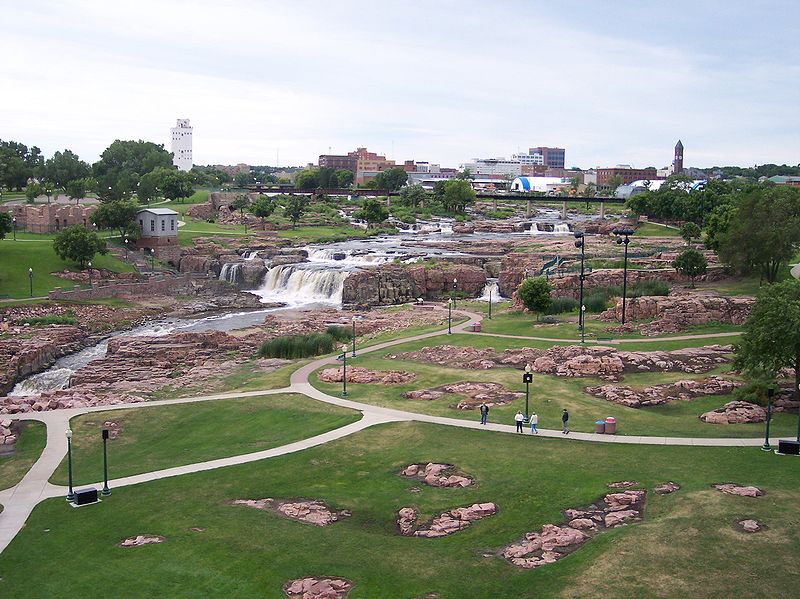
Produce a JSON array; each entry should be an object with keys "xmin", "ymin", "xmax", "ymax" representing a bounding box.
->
[
  {"xmin": 545, "ymin": 297, "xmax": 579, "ymax": 314},
  {"xmin": 258, "ymin": 327, "xmax": 353, "ymax": 359}
]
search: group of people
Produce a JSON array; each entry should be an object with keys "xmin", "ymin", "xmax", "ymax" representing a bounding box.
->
[{"xmin": 479, "ymin": 403, "xmax": 569, "ymax": 435}]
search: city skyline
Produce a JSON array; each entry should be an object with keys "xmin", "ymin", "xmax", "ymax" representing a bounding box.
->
[{"xmin": 1, "ymin": 0, "xmax": 798, "ymax": 169}]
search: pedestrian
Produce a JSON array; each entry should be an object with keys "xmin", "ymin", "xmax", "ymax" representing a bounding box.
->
[
  {"xmin": 515, "ymin": 410, "xmax": 524, "ymax": 433},
  {"xmin": 530, "ymin": 412, "xmax": 538, "ymax": 434},
  {"xmin": 561, "ymin": 409, "xmax": 569, "ymax": 434},
  {"xmin": 479, "ymin": 402, "xmax": 489, "ymax": 425}
]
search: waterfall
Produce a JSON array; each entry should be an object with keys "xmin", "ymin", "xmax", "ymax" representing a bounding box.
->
[
  {"xmin": 219, "ymin": 263, "xmax": 242, "ymax": 284},
  {"xmin": 250, "ymin": 264, "xmax": 350, "ymax": 306},
  {"xmin": 553, "ymin": 223, "xmax": 571, "ymax": 234},
  {"xmin": 243, "ymin": 250, "xmax": 259, "ymax": 261},
  {"xmin": 478, "ymin": 279, "xmax": 505, "ymax": 302},
  {"xmin": 529, "ymin": 222, "xmax": 572, "ymax": 235},
  {"xmin": 305, "ymin": 247, "xmax": 394, "ymax": 266}
]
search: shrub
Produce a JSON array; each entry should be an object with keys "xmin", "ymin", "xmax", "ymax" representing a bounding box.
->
[
  {"xmin": 325, "ymin": 325, "xmax": 353, "ymax": 342},
  {"xmin": 539, "ymin": 315, "xmax": 560, "ymax": 324},
  {"xmin": 731, "ymin": 379, "xmax": 772, "ymax": 407},
  {"xmin": 545, "ymin": 297, "xmax": 579, "ymax": 314},
  {"xmin": 583, "ymin": 293, "xmax": 610, "ymax": 313},
  {"xmin": 258, "ymin": 331, "xmax": 349, "ymax": 359}
]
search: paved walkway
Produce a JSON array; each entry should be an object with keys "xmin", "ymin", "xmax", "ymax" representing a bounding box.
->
[{"xmin": 0, "ymin": 307, "xmax": 774, "ymax": 555}]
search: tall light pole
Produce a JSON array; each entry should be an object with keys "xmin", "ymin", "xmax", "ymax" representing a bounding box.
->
[
  {"xmin": 351, "ymin": 316, "xmax": 357, "ymax": 357},
  {"xmin": 762, "ymin": 386, "xmax": 774, "ymax": 451},
  {"xmin": 12, "ymin": 217, "xmax": 17, "ymax": 241},
  {"xmin": 124, "ymin": 237, "xmax": 129, "ymax": 262},
  {"xmin": 340, "ymin": 343, "xmax": 348, "ymax": 397},
  {"xmin": 452, "ymin": 278, "xmax": 458, "ymax": 308},
  {"xmin": 149, "ymin": 248, "xmax": 155, "ymax": 271},
  {"xmin": 612, "ymin": 227, "xmax": 635, "ymax": 324},
  {"xmin": 574, "ymin": 231, "xmax": 586, "ymax": 333},
  {"xmin": 523, "ymin": 364, "xmax": 533, "ymax": 422},
  {"xmin": 87, "ymin": 261, "xmax": 93, "ymax": 288},
  {"xmin": 65, "ymin": 428, "xmax": 75, "ymax": 502},
  {"xmin": 101, "ymin": 428, "xmax": 111, "ymax": 496},
  {"xmin": 28, "ymin": 267, "xmax": 33, "ymax": 297},
  {"xmin": 447, "ymin": 298, "xmax": 452, "ymax": 334}
]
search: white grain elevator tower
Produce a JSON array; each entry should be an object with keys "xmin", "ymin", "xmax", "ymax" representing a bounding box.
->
[{"xmin": 171, "ymin": 119, "xmax": 193, "ymax": 171}]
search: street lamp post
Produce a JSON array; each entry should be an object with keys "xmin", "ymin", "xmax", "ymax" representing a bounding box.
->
[
  {"xmin": 580, "ymin": 305, "xmax": 586, "ymax": 344},
  {"xmin": 341, "ymin": 344, "xmax": 348, "ymax": 397},
  {"xmin": 124, "ymin": 237, "xmax": 129, "ymax": 261},
  {"xmin": 351, "ymin": 316, "xmax": 357, "ymax": 357},
  {"xmin": 66, "ymin": 428, "xmax": 75, "ymax": 502},
  {"xmin": 612, "ymin": 227, "xmax": 635, "ymax": 324},
  {"xmin": 452, "ymin": 278, "xmax": 458, "ymax": 308},
  {"xmin": 488, "ymin": 286, "xmax": 492, "ymax": 320},
  {"xmin": 87, "ymin": 261, "xmax": 93, "ymax": 288},
  {"xmin": 28, "ymin": 267, "xmax": 33, "ymax": 297},
  {"xmin": 762, "ymin": 386, "xmax": 774, "ymax": 451},
  {"xmin": 12, "ymin": 217, "xmax": 16, "ymax": 241},
  {"xmin": 101, "ymin": 428, "xmax": 111, "ymax": 496},
  {"xmin": 523, "ymin": 364, "xmax": 533, "ymax": 422},
  {"xmin": 149, "ymin": 248, "xmax": 155, "ymax": 271},
  {"xmin": 524, "ymin": 268, "xmax": 529, "ymax": 280},
  {"xmin": 447, "ymin": 298, "xmax": 452, "ymax": 334},
  {"xmin": 574, "ymin": 231, "xmax": 586, "ymax": 333}
]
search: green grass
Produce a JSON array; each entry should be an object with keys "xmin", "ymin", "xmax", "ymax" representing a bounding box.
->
[
  {"xmin": 3, "ymin": 422, "xmax": 799, "ymax": 598},
  {"xmin": 308, "ymin": 332, "xmax": 790, "ymax": 438},
  {"xmin": 0, "ymin": 236, "xmax": 135, "ymax": 298},
  {"xmin": 50, "ymin": 394, "xmax": 360, "ymax": 487},
  {"xmin": 636, "ymin": 222, "xmax": 681, "ymax": 237},
  {"xmin": 0, "ymin": 421, "xmax": 46, "ymax": 491}
]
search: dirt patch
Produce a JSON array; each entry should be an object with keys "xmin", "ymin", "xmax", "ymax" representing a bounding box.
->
[
  {"xmin": 283, "ymin": 576, "xmax": 352, "ymax": 598},
  {"xmin": 503, "ymin": 490, "xmax": 646, "ymax": 569},
  {"xmin": 119, "ymin": 534, "xmax": 165, "ymax": 547},
  {"xmin": 397, "ymin": 503, "xmax": 497, "ymax": 538},
  {"xmin": 228, "ymin": 498, "xmax": 350, "ymax": 526},
  {"xmin": 399, "ymin": 463, "xmax": 473, "ymax": 488}
]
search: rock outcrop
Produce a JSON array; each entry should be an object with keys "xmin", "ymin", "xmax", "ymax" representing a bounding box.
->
[
  {"xmin": 737, "ymin": 519, "xmax": 762, "ymax": 533},
  {"xmin": 0, "ymin": 419, "xmax": 17, "ymax": 447},
  {"xmin": 402, "ymin": 382, "xmax": 523, "ymax": 409},
  {"xmin": 700, "ymin": 401, "xmax": 767, "ymax": 424},
  {"xmin": 400, "ymin": 463, "xmax": 473, "ymax": 488},
  {"xmin": 397, "ymin": 502, "xmax": 497, "ymax": 538},
  {"xmin": 318, "ymin": 367, "xmax": 416, "ymax": 385},
  {"xmin": 654, "ymin": 482, "xmax": 681, "ymax": 494},
  {"xmin": 586, "ymin": 376, "xmax": 739, "ymax": 408},
  {"xmin": 714, "ymin": 484, "xmax": 764, "ymax": 497},
  {"xmin": 119, "ymin": 535, "xmax": 165, "ymax": 547},
  {"xmin": 283, "ymin": 577, "xmax": 352, "ymax": 599},
  {"xmin": 229, "ymin": 498, "xmax": 350, "ymax": 526}
]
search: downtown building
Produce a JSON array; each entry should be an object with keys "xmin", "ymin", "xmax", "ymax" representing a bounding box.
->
[{"xmin": 170, "ymin": 119, "xmax": 193, "ymax": 171}]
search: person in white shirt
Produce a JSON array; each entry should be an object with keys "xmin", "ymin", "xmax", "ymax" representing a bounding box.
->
[
  {"xmin": 529, "ymin": 412, "xmax": 538, "ymax": 434},
  {"xmin": 514, "ymin": 410, "xmax": 524, "ymax": 433}
]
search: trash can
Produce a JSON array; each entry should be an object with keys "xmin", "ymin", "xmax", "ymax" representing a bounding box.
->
[
  {"xmin": 472, "ymin": 322, "xmax": 482, "ymax": 333},
  {"xmin": 595, "ymin": 420, "xmax": 606, "ymax": 434},
  {"xmin": 604, "ymin": 416, "xmax": 616, "ymax": 435}
]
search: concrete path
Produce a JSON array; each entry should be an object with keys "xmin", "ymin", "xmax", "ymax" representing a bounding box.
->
[
  {"xmin": 791, "ymin": 263, "xmax": 800, "ymax": 280},
  {"xmin": 0, "ymin": 306, "xmax": 774, "ymax": 556}
]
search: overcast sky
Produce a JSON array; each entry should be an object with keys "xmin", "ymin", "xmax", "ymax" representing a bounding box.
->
[{"xmin": 1, "ymin": 0, "xmax": 798, "ymax": 169}]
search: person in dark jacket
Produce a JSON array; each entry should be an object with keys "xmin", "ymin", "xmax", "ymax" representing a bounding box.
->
[
  {"xmin": 561, "ymin": 409, "xmax": 569, "ymax": 434},
  {"xmin": 479, "ymin": 403, "xmax": 489, "ymax": 425}
]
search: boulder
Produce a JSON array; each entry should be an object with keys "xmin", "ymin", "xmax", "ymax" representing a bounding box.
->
[
  {"xmin": 283, "ymin": 577, "xmax": 353, "ymax": 599},
  {"xmin": 738, "ymin": 519, "xmax": 762, "ymax": 533},
  {"xmin": 400, "ymin": 463, "xmax": 474, "ymax": 488},
  {"xmin": 402, "ymin": 503, "xmax": 497, "ymax": 538},
  {"xmin": 654, "ymin": 482, "xmax": 681, "ymax": 494},
  {"xmin": 701, "ymin": 401, "xmax": 766, "ymax": 424},
  {"xmin": 318, "ymin": 367, "xmax": 416, "ymax": 385},
  {"xmin": 229, "ymin": 498, "xmax": 350, "ymax": 526},
  {"xmin": 119, "ymin": 535, "xmax": 165, "ymax": 547},
  {"xmin": 714, "ymin": 484, "xmax": 764, "ymax": 497}
]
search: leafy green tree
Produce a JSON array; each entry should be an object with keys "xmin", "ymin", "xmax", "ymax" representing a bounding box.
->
[
  {"xmin": 136, "ymin": 170, "xmax": 161, "ymax": 204},
  {"xmin": 284, "ymin": 196, "xmax": 308, "ymax": 228},
  {"xmin": 66, "ymin": 177, "xmax": 92, "ymax": 205},
  {"xmin": 703, "ymin": 203, "xmax": 737, "ymax": 252},
  {"xmin": 679, "ymin": 221, "xmax": 702, "ymax": 246},
  {"xmin": 53, "ymin": 225, "xmax": 107, "ymax": 268},
  {"xmin": 335, "ymin": 169, "xmax": 354, "ymax": 188},
  {"xmin": 607, "ymin": 174, "xmax": 623, "ymax": 195},
  {"xmin": 92, "ymin": 140, "xmax": 173, "ymax": 201},
  {"xmin": 44, "ymin": 149, "xmax": 91, "ymax": 190},
  {"xmin": 251, "ymin": 195, "xmax": 275, "ymax": 226},
  {"xmin": 442, "ymin": 179, "xmax": 476, "ymax": 213},
  {"xmin": 735, "ymin": 279, "xmax": 800, "ymax": 402},
  {"xmin": 155, "ymin": 168, "xmax": 194, "ymax": 203},
  {"xmin": 374, "ymin": 167, "xmax": 408, "ymax": 192},
  {"xmin": 294, "ymin": 168, "xmax": 319, "ymax": 190},
  {"xmin": 0, "ymin": 212, "xmax": 12, "ymax": 240},
  {"xmin": 399, "ymin": 184, "xmax": 426, "ymax": 208},
  {"xmin": 672, "ymin": 248, "xmax": 708, "ymax": 287},
  {"xmin": 518, "ymin": 276, "xmax": 552, "ymax": 320},
  {"xmin": 717, "ymin": 185, "xmax": 800, "ymax": 283},
  {"xmin": 355, "ymin": 198, "xmax": 389, "ymax": 228},
  {"xmin": 24, "ymin": 182, "xmax": 42, "ymax": 203},
  {"xmin": 234, "ymin": 171, "xmax": 254, "ymax": 188},
  {"xmin": 229, "ymin": 194, "xmax": 250, "ymax": 217},
  {"xmin": 584, "ymin": 182, "xmax": 596, "ymax": 197},
  {"xmin": 42, "ymin": 182, "xmax": 55, "ymax": 204},
  {"xmin": 0, "ymin": 140, "xmax": 43, "ymax": 190},
  {"xmin": 92, "ymin": 199, "xmax": 140, "ymax": 240},
  {"xmin": 455, "ymin": 168, "xmax": 472, "ymax": 180}
]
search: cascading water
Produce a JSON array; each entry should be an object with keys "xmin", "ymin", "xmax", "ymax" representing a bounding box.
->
[
  {"xmin": 478, "ymin": 279, "xmax": 505, "ymax": 302},
  {"xmin": 305, "ymin": 247, "xmax": 394, "ymax": 266},
  {"xmin": 243, "ymin": 250, "xmax": 259, "ymax": 260},
  {"xmin": 529, "ymin": 222, "xmax": 572, "ymax": 235},
  {"xmin": 250, "ymin": 264, "xmax": 351, "ymax": 306},
  {"xmin": 219, "ymin": 263, "xmax": 242, "ymax": 284}
]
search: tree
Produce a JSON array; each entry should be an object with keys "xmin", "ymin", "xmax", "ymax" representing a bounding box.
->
[
  {"xmin": 399, "ymin": 184, "xmax": 426, "ymax": 208},
  {"xmin": 284, "ymin": 196, "xmax": 308, "ymax": 228},
  {"xmin": 679, "ymin": 221, "xmax": 702, "ymax": 246},
  {"xmin": 335, "ymin": 169, "xmax": 354, "ymax": 188},
  {"xmin": 735, "ymin": 279, "xmax": 800, "ymax": 403},
  {"xmin": 584, "ymin": 182, "xmax": 596, "ymax": 197},
  {"xmin": 53, "ymin": 225, "xmax": 107, "ymax": 268},
  {"xmin": 44, "ymin": 149, "xmax": 91, "ymax": 190},
  {"xmin": 66, "ymin": 177, "xmax": 92, "ymax": 204},
  {"xmin": 442, "ymin": 179, "xmax": 476, "ymax": 213},
  {"xmin": 24, "ymin": 182, "xmax": 42, "ymax": 203},
  {"xmin": 0, "ymin": 140, "xmax": 43, "ymax": 190},
  {"xmin": 0, "ymin": 212, "xmax": 12, "ymax": 240},
  {"xmin": 455, "ymin": 168, "xmax": 472, "ymax": 181},
  {"xmin": 92, "ymin": 140, "xmax": 173, "ymax": 201},
  {"xmin": 294, "ymin": 168, "xmax": 319, "ymax": 190},
  {"xmin": 234, "ymin": 171, "xmax": 254, "ymax": 188},
  {"xmin": 92, "ymin": 199, "xmax": 140, "ymax": 240},
  {"xmin": 251, "ymin": 195, "xmax": 275, "ymax": 227},
  {"xmin": 672, "ymin": 248, "xmax": 707, "ymax": 287},
  {"xmin": 42, "ymin": 182, "xmax": 55, "ymax": 204},
  {"xmin": 136, "ymin": 170, "xmax": 161, "ymax": 204},
  {"xmin": 703, "ymin": 203, "xmax": 737, "ymax": 252},
  {"xmin": 229, "ymin": 194, "xmax": 251, "ymax": 227},
  {"xmin": 374, "ymin": 167, "xmax": 408, "ymax": 192},
  {"xmin": 156, "ymin": 168, "xmax": 194, "ymax": 203},
  {"xmin": 355, "ymin": 198, "xmax": 389, "ymax": 228},
  {"xmin": 518, "ymin": 277, "xmax": 552, "ymax": 320},
  {"xmin": 717, "ymin": 185, "xmax": 800, "ymax": 283},
  {"xmin": 608, "ymin": 174, "xmax": 623, "ymax": 195}
]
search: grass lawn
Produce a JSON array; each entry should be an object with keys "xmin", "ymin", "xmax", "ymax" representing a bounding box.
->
[
  {"xmin": 50, "ymin": 393, "xmax": 360, "ymax": 487},
  {"xmin": 0, "ymin": 236, "xmax": 135, "ymax": 298},
  {"xmin": 2, "ymin": 422, "xmax": 798, "ymax": 598},
  {"xmin": 0, "ymin": 422, "xmax": 46, "ymax": 491},
  {"xmin": 308, "ymin": 333, "xmax": 792, "ymax": 438},
  {"xmin": 636, "ymin": 222, "xmax": 680, "ymax": 237}
]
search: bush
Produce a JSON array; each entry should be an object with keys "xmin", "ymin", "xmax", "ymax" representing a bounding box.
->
[
  {"xmin": 583, "ymin": 293, "xmax": 610, "ymax": 313},
  {"xmin": 258, "ymin": 331, "xmax": 349, "ymax": 359},
  {"xmin": 545, "ymin": 297, "xmax": 579, "ymax": 314},
  {"xmin": 539, "ymin": 315, "xmax": 560, "ymax": 324},
  {"xmin": 731, "ymin": 380, "xmax": 772, "ymax": 407},
  {"xmin": 325, "ymin": 325, "xmax": 353, "ymax": 342}
]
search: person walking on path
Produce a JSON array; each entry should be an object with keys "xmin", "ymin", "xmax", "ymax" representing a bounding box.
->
[
  {"xmin": 515, "ymin": 410, "xmax": 524, "ymax": 433},
  {"xmin": 561, "ymin": 409, "xmax": 570, "ymax": 434},
  {"xmin": 479, "ymin": 403, "xmax": 489, "ymax": 425},
  {"xmin": 530, "ymin": 412, "xmax": 538, "ymax": 434}
]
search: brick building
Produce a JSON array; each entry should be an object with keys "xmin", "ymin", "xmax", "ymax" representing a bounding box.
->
[
  {"xmin": 7, "ymin": 204, "xmax": 97, "ymax": 234},
  {"xmin": 318, "ymin": 147, "xmax": 395, "ymax": 185},
  {"xmin": 596, "ymin": 166, "xmax": 659, "ymax": 187}
]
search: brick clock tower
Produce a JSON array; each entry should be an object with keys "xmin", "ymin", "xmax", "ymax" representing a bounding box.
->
[{"xmin": 672, "ymin": 140, "xmax": 684, "ymax": 175}]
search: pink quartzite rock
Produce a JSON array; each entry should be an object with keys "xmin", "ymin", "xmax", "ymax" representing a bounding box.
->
[
  {"xmin": 399, "ymin": 463, "xmax": 474, "ymax": 488},
  {"xmin": 607, "ymin": 481, "xmax": 639, "ymax": 489},
  {"xmin": 119, "ymin": 535, "xmax": 165, "ymax": 547},
  {"xmin": 399, "ymin": 503, "xmax": 497, "ymax": 538},
  {"xmin": 738, "ymin": 519, "xmax": 762, "ymax": 533},
  {"xmin": 654, "ymin": 482, "xmax": 681, "ymax": 494},
  {"xmin": 714, "ymin": 484, "xmax": 764, "ymax": 498},
  {"xmin": 283, "ymin": 576, "xmax": 353, "ymax": 599},
  {"xmin": 229, "ymin": 498, "xmax": 350, "ymax": 526},
  {"xmin": 318, "ymin": 367, "xmax": 416, "ymax": 385},
  {"xmin": 700, "ymin": 401, "xmax": 767, "ymax": 424},
  {"xmin": 586, "ymin": 376, "xmax": 739, "ymax": 408},
  {"xmin": 402, "ymin": 382, "xmax": 523, "ymax": 409}
]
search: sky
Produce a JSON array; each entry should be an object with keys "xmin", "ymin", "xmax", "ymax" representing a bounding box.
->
[{"xmin": 1, "ymin": 0, "xmax": 798, "ymax": 170}]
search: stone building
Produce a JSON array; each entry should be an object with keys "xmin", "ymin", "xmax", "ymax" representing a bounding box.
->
[
  {"xmin": 136, "ymin": 208, "xmax": 180, "ymax": 265},
  {"xmin": 7, "ymin": 204, "xmax": 97, "ymax": 234}
]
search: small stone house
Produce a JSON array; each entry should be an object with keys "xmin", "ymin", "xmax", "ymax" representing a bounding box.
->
[{"xmin": 136, "ymin": 208, "xmax": 180, "ymax": 265}]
